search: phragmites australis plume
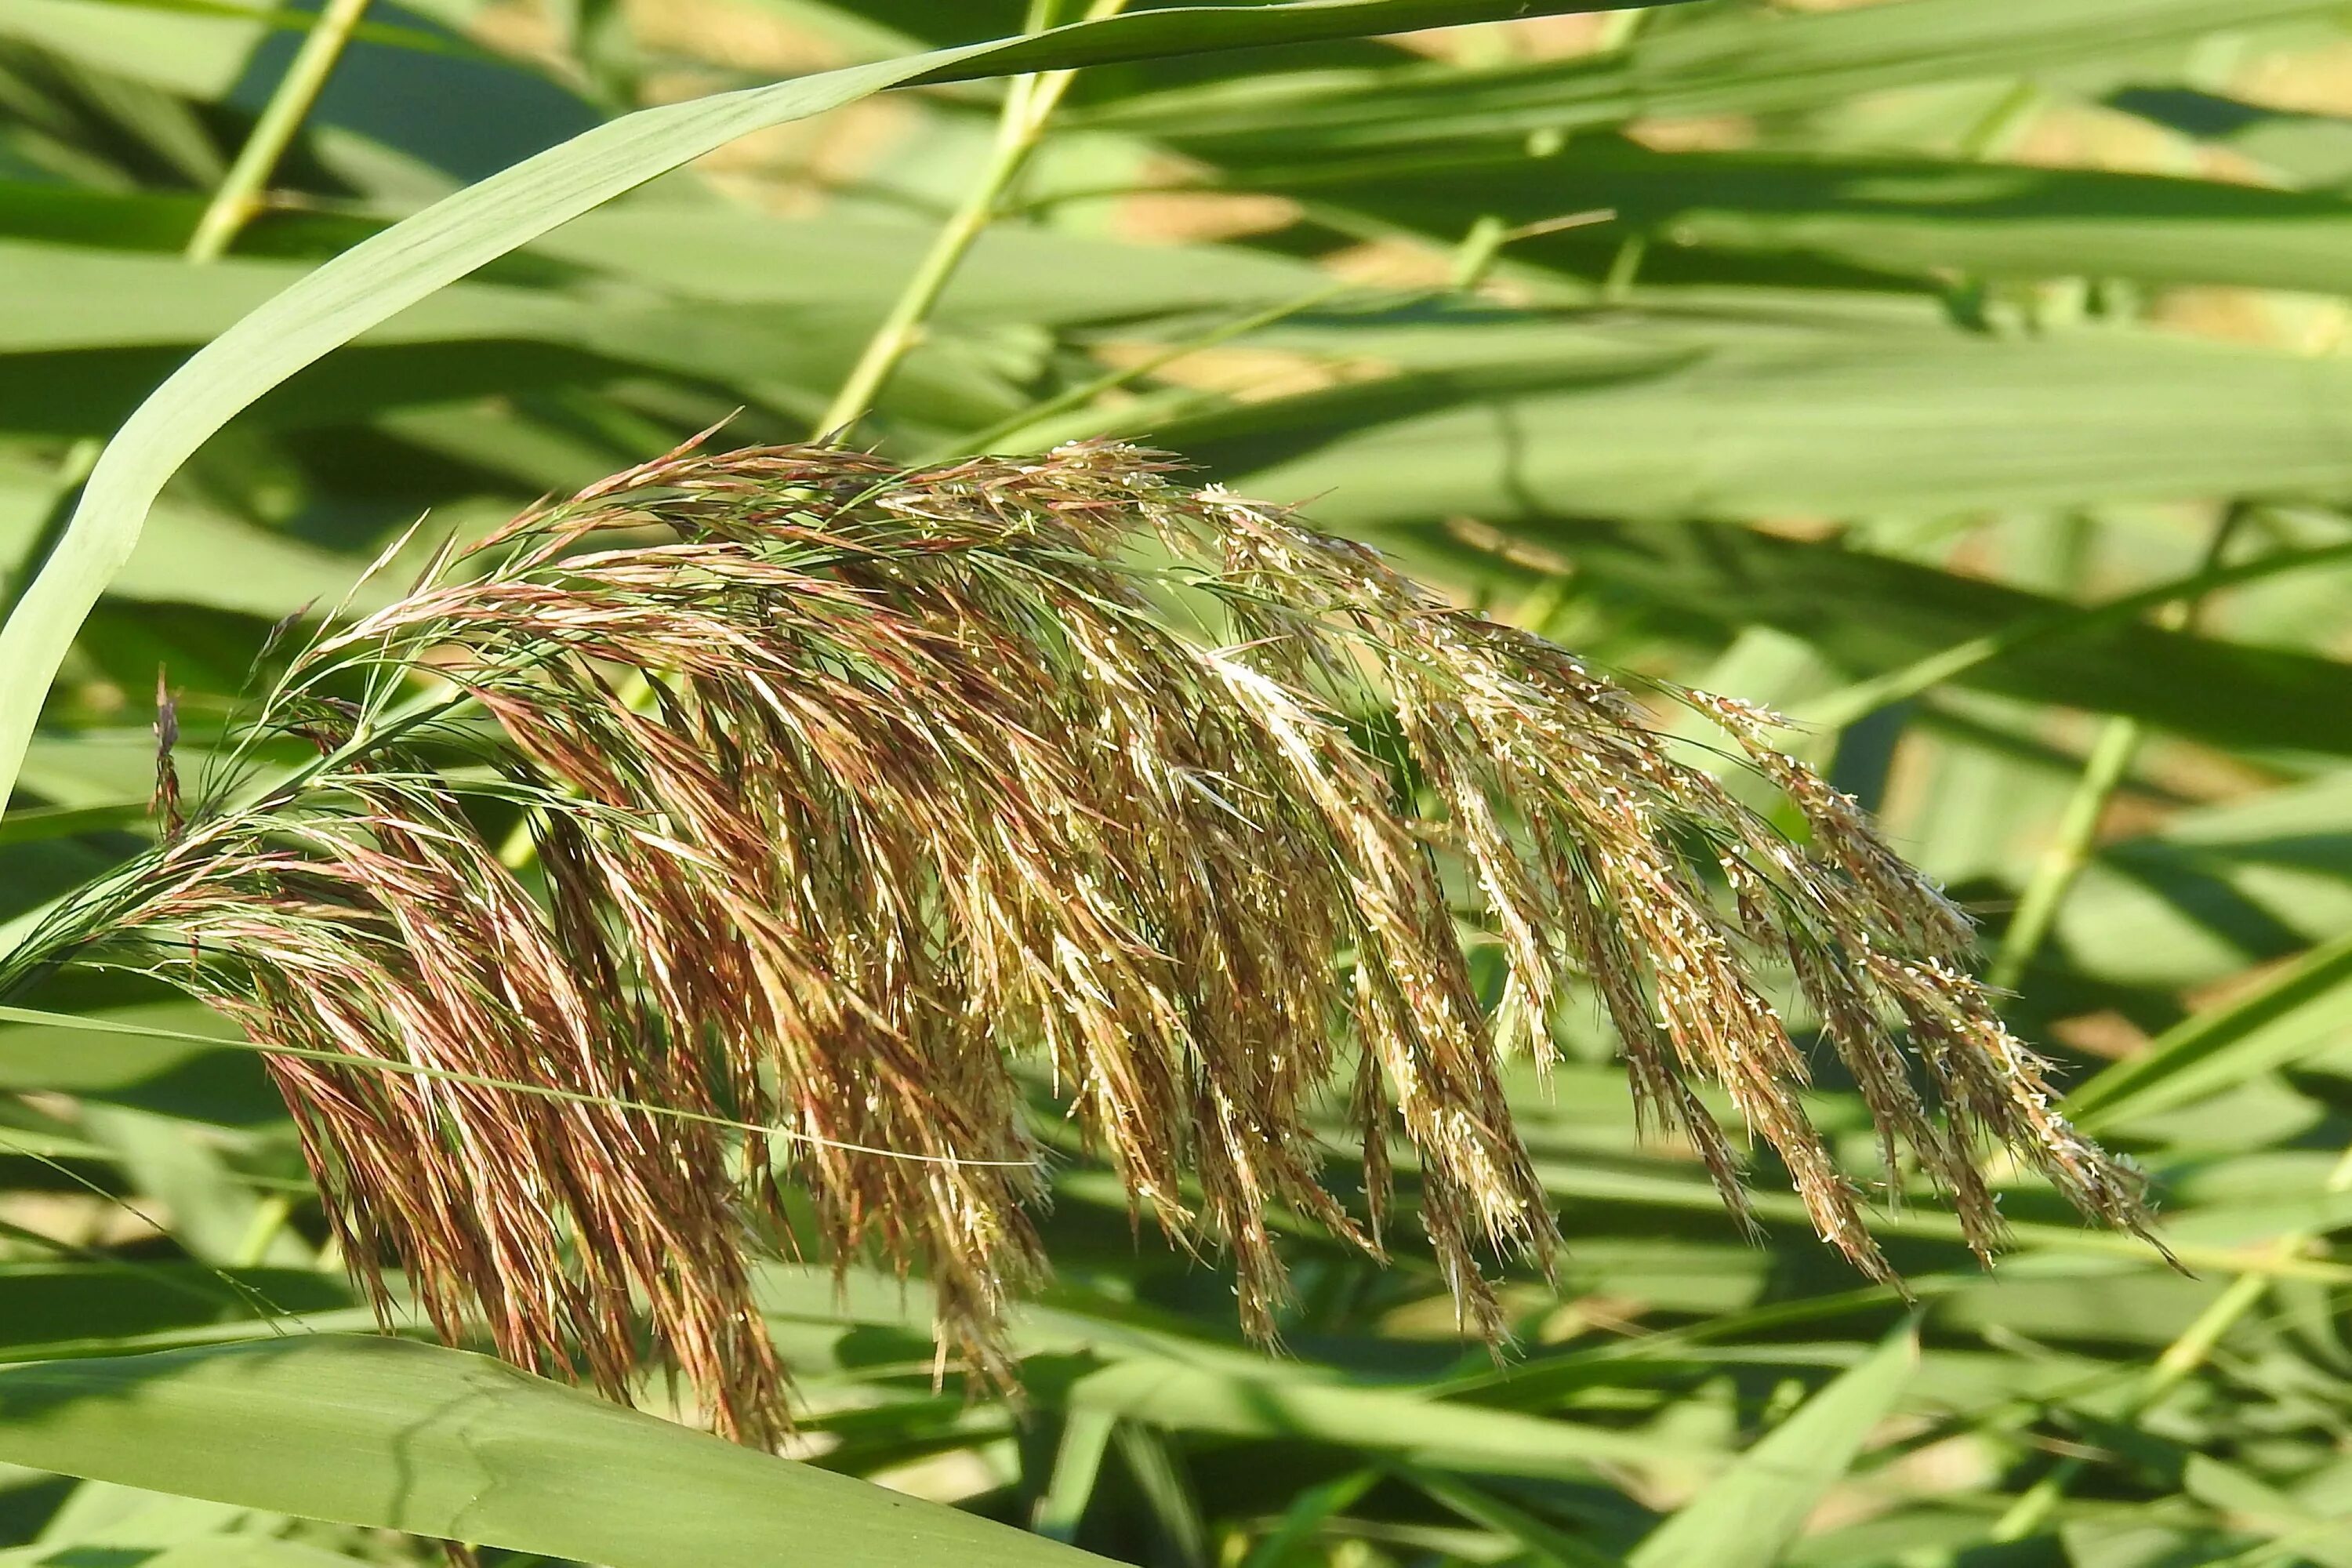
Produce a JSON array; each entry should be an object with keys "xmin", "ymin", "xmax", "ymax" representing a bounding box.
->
[{"xmin": 0, "ymin": 441, "xmax": 2157, "ymax": 1447}]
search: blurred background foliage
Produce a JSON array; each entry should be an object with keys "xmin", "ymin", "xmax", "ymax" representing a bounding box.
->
[{"xmin": 11, "ymin": 0, "xmax": 2352, "ymax": 1564}]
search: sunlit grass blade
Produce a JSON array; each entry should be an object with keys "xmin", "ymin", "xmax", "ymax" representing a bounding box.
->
[
  {"xmin": 2069, "ymin": 931, "xmax": 2352, "ymax": 1132},
  {"xmin": 0, "ymin": 0, "xmax": 1668, "ymax": 815},
  {"xmin": 0, "ymin": 1335, "xmax": 1105, "ymax": 1567},
  {"xmin": 1626, "ymin": 1323, "xmax": 1917, "ymax": 1568}
]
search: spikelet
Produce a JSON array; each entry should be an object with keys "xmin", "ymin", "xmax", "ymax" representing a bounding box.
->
[{"xmin": 0, "ymin": 441, "xmax": 2157, "ymax": 1446}]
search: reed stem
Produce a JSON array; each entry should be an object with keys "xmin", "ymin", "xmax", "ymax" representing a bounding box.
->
[
  {"xmin": 0, "ymin": 0, "xmax": 375, "ymax": 626},
  {"xmin": 815, "ymin": 0, "xmax": 1128, "ymax": 436}
]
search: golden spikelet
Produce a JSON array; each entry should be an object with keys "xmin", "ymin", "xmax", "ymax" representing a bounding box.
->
[{"xmin": 0, "ymin": 441, "xmax": 2158, "ymax": 1446}]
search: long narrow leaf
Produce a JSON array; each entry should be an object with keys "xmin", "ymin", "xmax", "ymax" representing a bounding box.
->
[
  {"xmin": 0, "ymin": 1335, "xmax": 1103, "ymax": 1566},
  {"xmin": 1088, "ymin": 0, "xmax": 2340, "ymax": 155},
  {"xmin": 0, "ymin": 0, "xmax": 1661, "ymax": 815},
  {"xmin": 1626, "ymin": 1324, "xmax": 1916, "ymax": 1568},
  {"xmin": 2070, "ymin": 930, "xmax": 2352, "ymax": 1131}
]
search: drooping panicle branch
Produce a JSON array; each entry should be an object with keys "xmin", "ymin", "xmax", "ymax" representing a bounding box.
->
[{"xmin": 0, "ymin": 441, "xmax": 2156, "ymax": 1446}]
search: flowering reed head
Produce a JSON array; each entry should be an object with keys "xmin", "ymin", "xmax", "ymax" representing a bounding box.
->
[{"xmin": 0, "ymin": 441, "xmax": 2155, "ymax": 1446}]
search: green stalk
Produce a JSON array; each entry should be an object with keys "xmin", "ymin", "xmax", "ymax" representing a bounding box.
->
[
  {"xmin": 1601, "ymin": 232, "xmax": 1646, "ymax": 300},
  {"xmin": 189, "ymin": 0, "xmax": 377, "ymax": 264},
  {"xmin": 1447, "ymin": 213, "xmax": 1511, "ymax": 290},
  {"xmin": 0, "ymin": 0, "xmax": 374, "ymax": 1267},
  {"xmin": 924, "ymin": 280, "xmax": 1354, "ymax": 460},
  {"xmin": 1792, "ymin": 532, "xmax": 2352, "ymax": 733},
  {"xmin": 814, "ymin": 0, "xmax": 1130, "ymax": 436},
  {"xmin": 1991, "ymin": 1141, "xmax": 2352, "ymax": 1542},
  {"xmin": 1984, "ymin": 506, "xmax": 2247, "ymax": 993},
  {"xmin": 0, "ymin": 0, "xmax": 375, "ymax": 624},
  {"xmin": 1449, "ymin": 207, "xmax": 1613, "ymax": 293},
  {"xmin": 1982, "ymin": 712, "xmax": 2143, "ymax": 993},
  {"xmin": 1030, "ymin": 1409, "xmax": 1117, "ymax": 1541}
]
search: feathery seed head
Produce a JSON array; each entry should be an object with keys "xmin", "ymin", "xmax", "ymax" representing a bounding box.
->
[{"xmin": 0, "ymin": 441, "xmax": 2158, "ymax": 1444}]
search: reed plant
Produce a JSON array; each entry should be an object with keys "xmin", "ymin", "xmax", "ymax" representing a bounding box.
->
[
  {"xmin": 4, "ymin": 2, "xmax": 2350, "ymax": 1565},
  {"xmin": 2, "ymin": 441, "xmax": 2154, "ymax": 1444}
]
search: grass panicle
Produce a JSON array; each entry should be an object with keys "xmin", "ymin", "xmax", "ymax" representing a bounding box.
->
[{"xmin": 0, "ymin": 441, "xmax": 2157, "ymax": 1445}]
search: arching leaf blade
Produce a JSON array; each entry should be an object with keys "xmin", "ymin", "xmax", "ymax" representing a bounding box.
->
[
  {"xmin": 0, "ymin": 0, "xmax": 1663, "ymax": 819},
  {"xmin": 0, "ymin": 1334, "xmax": 1105, "ymax": 1566}
]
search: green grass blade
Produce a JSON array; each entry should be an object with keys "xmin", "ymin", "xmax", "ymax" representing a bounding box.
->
[
  {"xmin": 2069, "ymin": 929, "xmax": 2352, "ymax": 1131},
  {"xmin": 1239, "ymin": 1471, "xmax": 1377, "ymax": 1568},
  {"xmin": 0, "ymin": 1334, "xmax": 1105, "ymax": 1566},
  {"xmin": 1178, "ymin": 318, "xmax": 2352, "ymax": 530},
  {"xmin": 0, "ymin": 0, "xmax": 1660, "ymax": 817},
  {"xmin": 0, "ymin": 801, "xmax": 145, "ymax": 847},
  {"xmin": 1406, "ymin": 1467, "xmax": 1627, "ymax": 1567},
  {"xmin": 1235, "ymin": 143, "xmax": 2352, "ymax": 298},
  {"xmin": 1092, "ymin": 0, "xmax": 2339, "ymax": 155},
  {"xmin": 1626, "ymin": 1323, "xmax": 1917, "ymax": 1568},
  {"xmin": 1060, "ymin": 1357, "xmax": 1696, "ymax": 1475},
  {"xmin": 1367, "ymin": 510, "xmax": 2352, "ymax": 758}
]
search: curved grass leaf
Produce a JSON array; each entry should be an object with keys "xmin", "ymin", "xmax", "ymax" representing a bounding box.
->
[
  {"xmin": 1178, "ymin": 314, "xmax": 2352, "ymax": 527},
  {"xmin": 1057, "ymin": 1358, "xmax": 1686, "ymax": 1477},
  {"xmin": 1625, "ymin": 1323, "xmax": 1915, "ymax": 1568},
  {"xmin": 1087, "ymin": 0, "xmax": 2342, "ymax": 155},
  {"xmin": 2051, "ymin": 775, "xmax": 2352, "ymax": 990},
  {"xmin": 1242, "ymin": 141, "xmax": 2352, "ymax": 299},
  {"xmin": 0, "ymin": 1334, "xmax": 1104, "ymax": 1566},
  {"xmin": 0, "ymin": 1261, "xmax": 358, "ymax": 1363},
  {"xmin": 2069, "ymin": 929, "xmax": 2352, "ymax": 1131},
  {"xmin": 0, "ymin": 0, "xmax": 1661, "ymax": 817}
]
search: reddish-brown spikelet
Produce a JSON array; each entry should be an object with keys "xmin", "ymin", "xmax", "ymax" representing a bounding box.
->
[{"xmin": 0, "ymin": 441, "xmax": 2158, "ymax": 1445}]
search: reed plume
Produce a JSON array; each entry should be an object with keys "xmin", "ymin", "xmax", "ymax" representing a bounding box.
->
[{"xmin": 0, "ymin": 441, "xmax": 2155, "ymax": 1446}]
